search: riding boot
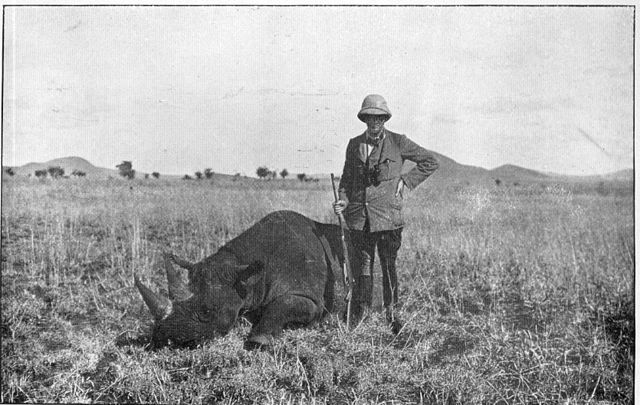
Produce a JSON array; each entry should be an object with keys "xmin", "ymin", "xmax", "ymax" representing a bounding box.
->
[
  {"xmin": 359, "ymin": 274, "xmax": 373, "ymax": 309},
  {"xmin": 379, "ymin": 228, "xmax": 403, "ymax": 333},
  {"xmin": 355, "ymin": 240, "xmax": 374, "ymax": 319},
  {"xmin": 344, "ymin": 226, "xmax": 376, "ymax": 325},
  {"xmin": 345, "ymin": 274, "xmax": 372, "ymax": 324},
  {"xmin": 381, "ymin": 257, "xmax": 403, "ymax": 333},
  {"xmin": 380, "ymin": 253, "xmax": 399, "ymax": 308}
]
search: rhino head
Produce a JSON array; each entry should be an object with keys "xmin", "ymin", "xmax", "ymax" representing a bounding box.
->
[{"xmin": 135, "ymin": 253, "xmax": 264, "ymax": 348}]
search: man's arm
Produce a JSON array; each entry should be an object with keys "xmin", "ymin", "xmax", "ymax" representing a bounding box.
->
[{"xmin": 398, "ymin": 134, "xmax": 439, "ymax": 190}]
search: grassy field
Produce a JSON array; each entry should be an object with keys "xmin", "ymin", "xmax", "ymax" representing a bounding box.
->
[{"xmin": 1, "ymin": 176, "xmax": 634, "ymax": 404}]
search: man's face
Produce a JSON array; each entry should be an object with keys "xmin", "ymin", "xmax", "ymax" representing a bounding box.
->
[{"xmin": 364, "ymin": 115, "xmax": 387, "ymax": 137}]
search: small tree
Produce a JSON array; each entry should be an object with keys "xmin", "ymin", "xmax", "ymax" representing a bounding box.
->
[
  {"xmin": 596, "ymin": 181, "xmax": 609, "ymax": 196},
  {"xmin": 47, "ymin": 166, "xmax": 65, "ymax": 179},
  {"xmin": 279, "ymin": 169, "xmax": 289, "ymax": 179},
  {"xmin": 71, "ymin": 169, "xmax": 86, "ymax": 177},
  {"xmin": 144, "ymin": 173, "xmax": 149, "ymax": 179},
  {"xmin": 256, "ymin": 166, "xmax": 270, "ymax": 179},
  {"xmin": 152, "ymin": 172, "xmax": 160, "ymax": 179},
  {"xmin": 297, "ymin": 173, "xmax": 306, "ymax": 182},
  {"xmin": 183, "ymin": 174, "xmax": 192, "ymax": 180},
  {"xmin": 35, "ymin": 169, "xmax": 47, "ymax": 178},
  {"xmin": 5, "ymin": 168, "xmax": 14, "ymax": 176},
  {"xmin": 116, "ymin": 161, "xmax": 135, "ymax": 179},
  {"xmin": 204, "ymin": 168, "xmax": 214, "ymax": 179},
  {"xmin": 195, "ymin": 171, "xmax": 203, "ymax": 180}
]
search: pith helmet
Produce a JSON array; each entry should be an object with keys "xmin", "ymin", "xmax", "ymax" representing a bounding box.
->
[{"xmin": 357, "ymin": 94, "xmax": 392, "ymax": 122}]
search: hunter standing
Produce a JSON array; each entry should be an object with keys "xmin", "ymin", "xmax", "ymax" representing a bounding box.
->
[{"xmin": 333, "ymin": 94, "xmax": 439, "ymax": 330}]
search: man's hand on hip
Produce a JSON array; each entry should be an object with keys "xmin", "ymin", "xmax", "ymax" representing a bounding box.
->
[{"xmin": 395, "ymin": 179, "xmax": 406, "ymax": 198}]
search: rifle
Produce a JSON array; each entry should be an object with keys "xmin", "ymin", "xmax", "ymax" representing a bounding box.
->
[{"xmin": 330, "ymin": 173, "xmax": 354, "ymax": 329}]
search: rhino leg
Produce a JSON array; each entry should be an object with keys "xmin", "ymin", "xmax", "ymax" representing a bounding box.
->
[{"xmin": 246, "ymin": 295, "xmax": 322, "ymax": 348}]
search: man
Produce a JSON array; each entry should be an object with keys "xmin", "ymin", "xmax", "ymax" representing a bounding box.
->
[{"xmin": 333, "ymin": 94, "xmax": 439, "ymax": 331}]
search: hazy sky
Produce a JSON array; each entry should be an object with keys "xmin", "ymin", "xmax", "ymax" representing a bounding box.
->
[{"xmin": 3, "ymin": 6, "xmax": 633, "ymax": 176}]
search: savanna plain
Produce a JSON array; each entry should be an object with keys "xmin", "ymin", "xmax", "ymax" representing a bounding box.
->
[{"xmin": 1, "ymin": 175, "xmax": 634, "ymax": 404}]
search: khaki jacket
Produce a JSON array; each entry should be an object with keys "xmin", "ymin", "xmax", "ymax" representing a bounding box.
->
[{"xmin": 338, "ymin": 129, "xmax": 439, "ymax": 232}]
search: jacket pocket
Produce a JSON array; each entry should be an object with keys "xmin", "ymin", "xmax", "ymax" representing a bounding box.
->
[
  {"xmin": 389, "ymin": 198, "xmax": 404, "ymax": 227},
  {"xmin": 376, "ymin": 158, "xmax": 396, "ymax": 182}
]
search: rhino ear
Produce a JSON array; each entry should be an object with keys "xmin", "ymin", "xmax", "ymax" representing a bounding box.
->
[
  {"xmin": 233, "ymin": 260, "xmax": 265, "ymax": 299},
  {"xmin": 163, "ymin": 253, "xmax": 194, "ymax": 301}
]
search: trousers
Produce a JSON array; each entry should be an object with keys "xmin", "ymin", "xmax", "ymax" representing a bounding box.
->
[{"xmin": 350, "ymin": 225, "xmax": 403, "ymax": 309}]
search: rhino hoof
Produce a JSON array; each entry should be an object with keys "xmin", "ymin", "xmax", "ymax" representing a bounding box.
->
[{"xmin": 391, "ymin": 319, "xmax": 403, "ymax": 335}]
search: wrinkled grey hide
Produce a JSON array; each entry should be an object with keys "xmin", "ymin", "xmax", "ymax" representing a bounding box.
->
[{"xmin": 135, "ymin": 210, "xmax": 348, "ymax": 348}]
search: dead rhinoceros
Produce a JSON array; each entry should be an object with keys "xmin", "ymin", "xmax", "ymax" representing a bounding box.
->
[{"xmin": 134, "ymin": 210, "xmax": 348, "ymax": 348}]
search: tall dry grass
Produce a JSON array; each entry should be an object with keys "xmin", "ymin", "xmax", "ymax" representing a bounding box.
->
[{"xmin": 1, "ymin": 176, "xmax": 633, "ymax": 403}]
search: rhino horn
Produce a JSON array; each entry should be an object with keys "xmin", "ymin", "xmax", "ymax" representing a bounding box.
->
[
  {"xmin": 163, "ymin": 253, "xmax": 193, "ymax": 301},
  {"xmin": 134, "ymin": 275, "xmax": 172, "ymax": 320}
]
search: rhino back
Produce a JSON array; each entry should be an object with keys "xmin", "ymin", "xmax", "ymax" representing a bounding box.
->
[
  {"xmin": 221, "ymin": 211, "xmax": 316, "ymax": 260},
  {"xmin": 219, "ymin": 211, "xmax": 334, "ymax": 298}
]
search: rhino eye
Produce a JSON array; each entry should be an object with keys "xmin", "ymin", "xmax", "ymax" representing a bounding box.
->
[{"xmin": 197, "ymin": 304, "xmax": 215, "ymax": 322}]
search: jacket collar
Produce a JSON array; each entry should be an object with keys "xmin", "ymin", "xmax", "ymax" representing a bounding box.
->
[
  {"xmin": 365, "ymin": 128, "xmax": 386, "ymax": 145},
  {"xmin": 357, "ymin": 129, "xmax": 388, "ymax": 163}
]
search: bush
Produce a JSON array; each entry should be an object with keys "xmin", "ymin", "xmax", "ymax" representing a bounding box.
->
[
  {"xmin": 256, "ymin": 166, "xmax": 270, "ymax": 179},
  {"xmin": 116, "ymin": 161, "xmax": 135, "ymax": 180},
  {"xmin": 47, "ymin": 166, "xmax": 65, "ymax": 179}
]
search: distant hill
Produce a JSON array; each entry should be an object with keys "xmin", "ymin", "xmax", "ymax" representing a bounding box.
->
[
  {"xmin": 546, "ymin": 168, "xmax": 633, "ymax": 183},
  {"xmin": 404, "ymin": 151, "xmax": 498, "ymax": 187},
  {"xmin": 403, "ymin": 152, "xmax": 632, "ymax": 187},
  {"xmin": 3, "ymin": 157, "xmax": 237, "ymax": 181},
  {"xmin": 8, "ymin": 156, "xmax": 119, "ymax": 178},
  {"xmin": 3, "ymin": 155, "xmax": 632, "ymax": 185},
  {"xmin": 602, "ymin": 169, "xmax": 633, "ymax": 181},
  {"xmin": 490, "ymin": 164, "xmax": 549, "ymax": 180}
]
